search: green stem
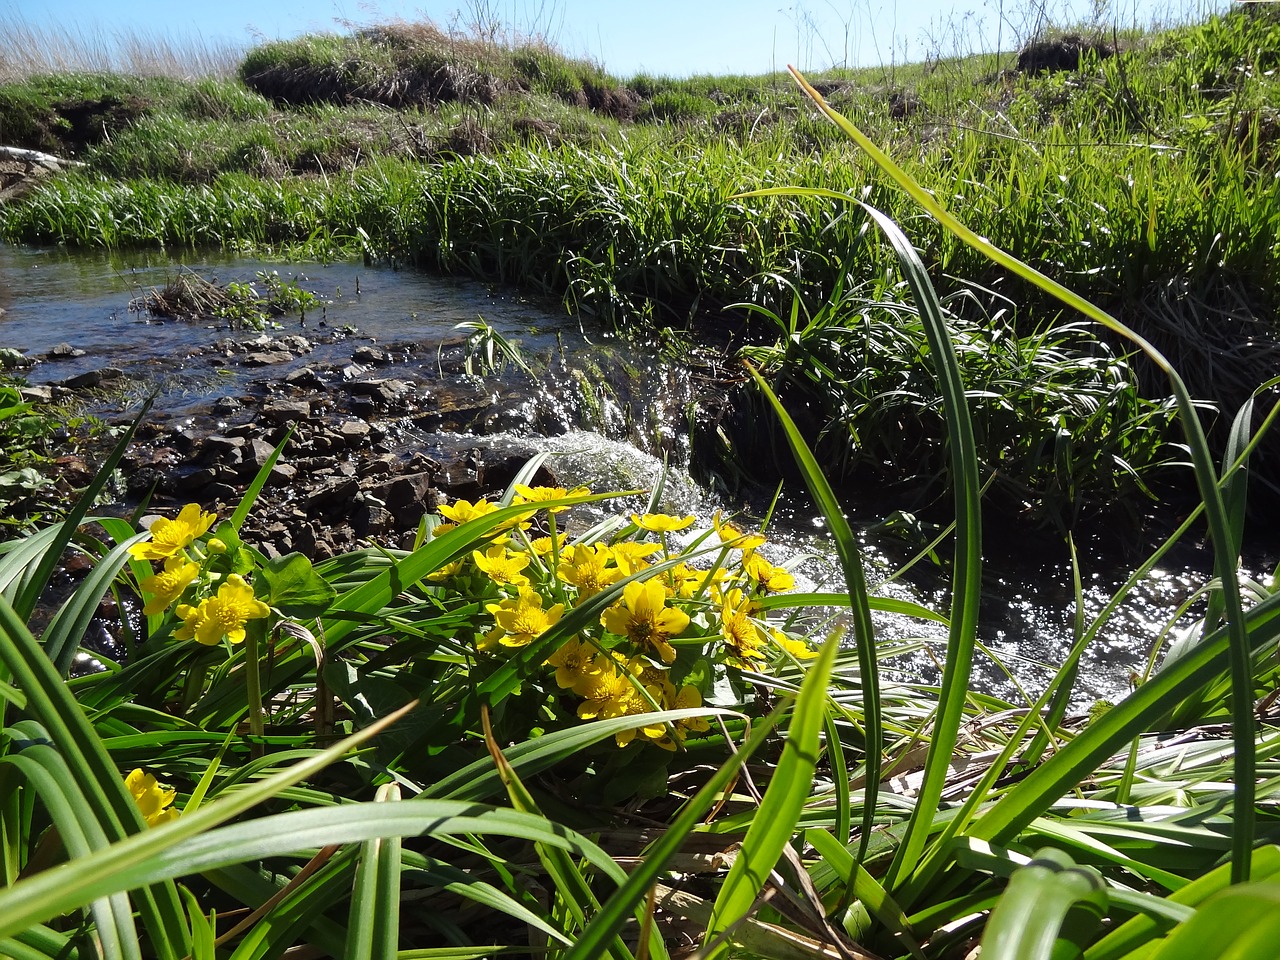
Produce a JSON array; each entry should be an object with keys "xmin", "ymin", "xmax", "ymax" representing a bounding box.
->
[{"xmin": 243, "ymin": 620, "xmax": 266, "ymax": 745}]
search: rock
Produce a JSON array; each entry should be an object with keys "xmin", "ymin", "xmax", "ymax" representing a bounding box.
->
[
  {"xmin": 369, "ymin": 471, "xmax": 434, "ymax": 512},
  {"xmin": 285, "ymin": 366, "xmax": 325, "ymax": 388},
  {"xmin": 202, "ymin": 435, "xmax": 246, "ymax": 463},
  {"xmin": 46, "ymin": 342, "xmax": 85, "ymax": 360},
  {"xmin": 261, "ymin": 399, "xmax": 311, "ymax": 424},
  {"xmin": 59, "ymin": 371, "xmax": 95, "ymax": 389},
  {"xmin": 309, "ymin": 478, "xmax": 359, "ymax": 511},
  {"xmin": 242, "ymin": 350, "xmax": 294, "ymax": 366},
  {"xmin": 204, "ymin": 482, "xmax": 239, "ymax": 504},
  {"xmin": 337, "ymin": 420, "xmax": 372, "ymax": 446},
  {"xmin": 352, "ymin": 345, "xmax": 389, "ymax": 365},
  {"xmin": 353, "ymin": 502, "xmax": 393, "ymax": 537},
  {"xmin": 18, "ymin": 385, "xmax": 53, "ymax": 403},
  {"xmin": 59, "ymin": 367, "xmax": 121, "ymax": 389},
  {"xmin": 268, "ymin": 463, "xmax": 298, "ymax": 485},
  {"xmin": 239, "ymin": 438, "xmax": 277, "ymax": 473},
  {"xmin": 182, "ymin": 467, "xmax": 218, "ymax": 489}
]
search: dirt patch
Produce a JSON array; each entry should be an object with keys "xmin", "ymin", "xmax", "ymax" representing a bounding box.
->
[{"xmin": 1016, "ymin": 35, "xmax": 1114, "ymax": 74}]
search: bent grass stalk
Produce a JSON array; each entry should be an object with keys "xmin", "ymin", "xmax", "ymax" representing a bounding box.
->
[{"xmin": 783, "ymin": 65, "xmax": 1256, "ymax": 886}]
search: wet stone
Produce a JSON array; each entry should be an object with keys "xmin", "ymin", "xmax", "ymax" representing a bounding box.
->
[
  {"xmin": 352, "ymin": 345, "xmax": 389, "ymax": 365},
  {"xmin": 309, "ymin": 478, "xmax": 359, "ymax": 510},
  {"xmin": 242, "ymin": 351, "xmax": 294, "ymax": 367},
  {"xmin": 269, "ymin": 463, "xmax": 297, "ymax": 485},
  {"xmin": 285, "ymin": 366, "xmax": 325, "ymax": 388},
  {"xmin": 204, "ymin": 482, "xmax": 239, "ymax": 504},
  {"xmin": 262, "ymin": 399, "xmax": 311, "ymax": 424},
  {"xmin": 60, "ymin": 367, "xmax": 121, "ymax": 389},
  {"xmin": 243, "ymin": 439, "xmax": 277, "ymax": 471},
  {"xmin": 338, "ymin": 420, "xmax": 372, "ymax": 446},
  {"xmin": 46, "ymin": 342, "xmax": 85, "ymax": 360},
  {"xmin": 183, "ymin": 467, "xmax": 218, "ymax": 488}
]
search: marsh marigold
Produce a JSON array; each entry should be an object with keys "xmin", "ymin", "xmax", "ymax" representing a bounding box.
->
[
  {"xmin": 129, "ymin": 503, "xmax": 216, "ymax": 562},
  {"xmin": 175, "ymin": 574, "xmax": 271, "ymax": 646},
  {"xmin": 601, "ymin": 579, "xmax": 689, "ymax": 664},
  {"xmin": 138, "ymin": 555, "xmax": 199, "ymax": 616},
  {"xmin": 125, "ymin": 768, "xmax": 178, "ymax": 826}
]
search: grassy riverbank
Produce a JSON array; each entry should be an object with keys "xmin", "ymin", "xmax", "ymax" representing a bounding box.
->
[
  {"xmin": 2, "ymin": 10, "xmax": 1280, "ymax": 960},
  {"xmin": 2, "ymin": 9, "xmax": 1279, "ymax": 520}
]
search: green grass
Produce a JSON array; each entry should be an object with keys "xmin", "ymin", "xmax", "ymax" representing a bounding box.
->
[
  {"xmin": 1, "ymin": 92, "xmax": 1279, "ymax": 953},
  {"xmin": 2, "ymin": 6, "xmax": 1279, "ymax": 516}
]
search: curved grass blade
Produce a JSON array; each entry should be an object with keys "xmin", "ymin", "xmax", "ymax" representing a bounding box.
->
[
  {"xmin": 0, "ymin": 800, "xmax": 629, "ymax": 936},
  {"xmin": 785, "ymin": 67, "xmax": 1254, "ymax": 883},
  {"xmin": 0, "ymin": 693, "xmax": 417, "ymax": 940},
  {"xmin": 0, "ymin": 593, "xmax": 189, "ymax": 958},
  {"xmin": 702, "ymin": 632, "xmax": 840, "ymax": 959},
  {"xmin": 345, "ymin": 783, "xmax": 402, "ymax": 960},
  {"xmin": 481, "ymin": 706, "xmax": 640, "ymax": 960},
  {"xmin": 979, "ymin": 848, "xmax": 1106, "ymax": 960},
  {"xmin": 854, "ymin": 204, "xmax": 983, "ymax": 895},
  {"xmin": 743, "ymin": 364, "xmax": 882, "ymax": 863}
]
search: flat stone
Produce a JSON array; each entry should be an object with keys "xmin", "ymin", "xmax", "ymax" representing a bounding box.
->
[
  {"xmin": 261, "ymin": 399, "xmax": 311, "ymax": 424},
  {"xmin": 243, "ymin": 438, "xmax": 277, "ymax": 471},
  {"xmin": 285, "ymin": 366, "xmax": 324, "ymax": 388},
  {"xmin": 242, "ymin": 350, "xmax": 294, "ymax": 366},
  {"xmin": 18, "ymin": 385, "xmax": 52, "ymax": 403},
  {"xmin": 337, "ymin": 420, "xmax": 372, "ymax": 446},
  {"xmin": 46, "ymin": 342, "xmax": 85, "ymax": 360}
]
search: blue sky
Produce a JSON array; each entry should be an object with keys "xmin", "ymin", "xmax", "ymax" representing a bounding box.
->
[{"xmin": 2, "ymin": 0, "xmax": 1229, "ymax": 77}]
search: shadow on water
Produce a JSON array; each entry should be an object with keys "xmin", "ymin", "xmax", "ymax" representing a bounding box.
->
[{"xmin": 3, "ymin": 245, "xmax": 1271, "ymax": 704}]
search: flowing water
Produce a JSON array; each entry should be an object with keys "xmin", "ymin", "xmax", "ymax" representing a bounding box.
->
[{"xmin": 3, "ymin": 245, "xmax": 1266, "ymax": 705}]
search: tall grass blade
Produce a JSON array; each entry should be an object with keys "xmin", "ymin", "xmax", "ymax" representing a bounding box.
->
[
  {"xmin": 702, "ymin": 632, "xmax": 839, "ymax": 958},
  {"xmin": 787, "ymin": 67, "xmax": 1255, "ymax": 881},
  {"xmin": 561, "ymin": 709, "xmax": 786, "ymax": 960},
  {"xmin": 743, "ymin": 364, "xmax": 882, "ymax": 860}
]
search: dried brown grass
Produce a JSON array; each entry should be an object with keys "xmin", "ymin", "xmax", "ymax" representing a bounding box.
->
[{"xmin": 0, "ymin": 14, "xmax": 244, "ymax": 81}]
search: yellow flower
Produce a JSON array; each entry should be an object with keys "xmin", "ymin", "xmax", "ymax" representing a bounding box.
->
[
  {"xmin": 125, "ymin": 768, "xmax": 178, "ymax": 826},
  {"xmin": 631, "ymin": 512, "xmax": 696, "ymax": 533},
  {"xmin": 138, "ymin": 555, "xmax": 199, "ymax": 616},
  {"xmin": 611, "ymin": 541, "xmax": 663, "ymax": 574},
  {"xmin": 129, "ymin": 503, "xmax": 216, "ymax": 562},
  {"xmin": 650, "ymin": 685, "xmax": 712, "ymax": 751},
  {"xmin": 576, "ymin": 656, "xmax": 665, "ymax": 746},
  {"xmin": 663, "ymin": 561, "xmax": 729, "ymax": 599},
  {"xmin": 472, "ymin": 545, "xmax": 531, "ymax": 587},
  {"xmin": 744, "ymin": 552, "xmax": 796, "ymax": 593},
  {"xmin": 438, "ymin": 498, "xmax": 498, "ymax": 524},
  {"xmin": 772, "ymin": 629, "xmax": 819, "ymax": 659},
  {"xmin": 513, "ymin": 484, "xmax": 590, "ymax": 514},
  {"xmin": 175, "ymin": 574, "xmax": 270, "ymax": 646},
  {"xmin": 601, "ymin": 579, "xmax": 689, "ymax": 664},
  {"xmin": 426, "ymin": 558, "xmax": 465, "ymax": 582},
  {"xmin": 713, "ymin": 510, "xmax": 767, "ymax": 552},
  {"xmin": 557, "ymin": 543, "xmax": 622, "ymax": 598},
  {"xmin": 483, "ymin": 588, "xmax": 564, "ymax": 649},
  {"xmin": 530, "ymin": 534, "xmax": 569, "ymax": 557},
  {"xmin": 720, "ymin": 589, "xmax": 765, "ymax": 666},
  {"xmin": 545, "ymin": 636, "xmax": 603, "ymax": 692}
]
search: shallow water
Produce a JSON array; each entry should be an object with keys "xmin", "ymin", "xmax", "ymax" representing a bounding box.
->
[{"xmin": 3, "ymin": 245, "xmax": 1265, "ymax": 705}]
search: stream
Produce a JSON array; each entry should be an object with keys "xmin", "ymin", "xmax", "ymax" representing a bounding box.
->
[{"xmin": 2, "ymin": 245, "xmax": 1264, "ymax": 706}]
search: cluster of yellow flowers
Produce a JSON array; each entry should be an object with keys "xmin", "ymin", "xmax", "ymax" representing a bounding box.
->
[
  {"xmin": 432, "ymin": 485, "xmax": 816, "ymax": 750},
  {"xmin": 130, "ymin": 504, "xmax": 270, "ymax": 646}
]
